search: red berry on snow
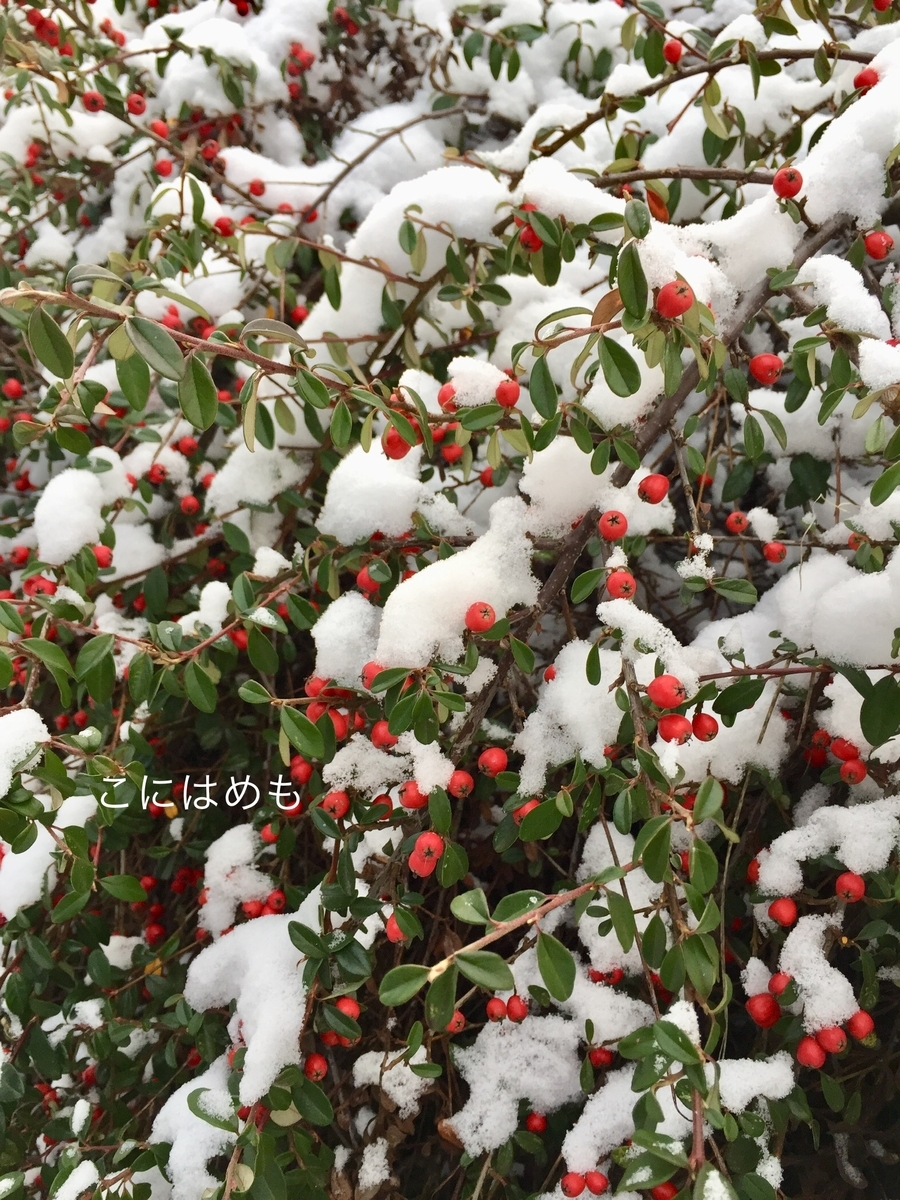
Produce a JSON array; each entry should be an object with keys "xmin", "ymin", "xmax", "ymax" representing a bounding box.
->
[
  {"xmin": 606, "ymin": 569, "xmax": 636, "ymax": 599},
  {"xmin": 486, "ymin": 997, "xmax": 507, "ymax": 1021},
  {"xmin": 214, "ymin": 216, "xmax": 236, "ymax": 237},
  {"xmin": 647, "ymin": 674, "xmax": 687, "ymax": 708},
  {"xmin": 598, "ymin": 510, "xmax": 628, "ymax": 540},
  {"xmin": 520, "ymin": 225, "xmax": 543, "ymax": 252},
  {"xmin": 544, "ymin": 665, "xmax": 556, "ymax": 682},
  {"xmin": 747, "ymin": 857, "xmax": 760, "ymax": 884},
  {"xmin": 371, "ymin": 720, "xmax": 398, "ymax": 749},
  {"xmin": 657, "ymin": 714, "xmax": 692, "ymax": 744},
  {"xmin": 465, "ymin": 601, "xmax": 495, "ymax": 633},
  {"xmin": 748, "ymin": 354, "xmax": 783, "ymax": 386},
  {"xmin": 525, "ymin": 1112, "xmax": 547, "ymax": 1133},
  {"xmin": 638, "ymin": 473, "xmax": 669, "ymax": 503},
  {"xmin": 763, "ymin": 541, "xmax": 787, "ymax": 563},
  {"xmin": 768, "ymin": 897, "xmax": 798, "ymax": 927},
  {"xmin": 585, "ymin": 1172, "xmax": 609, "ymax": 1196},
  {"xmin": 725, "ymin": 511, "xmax": 749, "ymax": 534},
  {"xmin": 126, "ymin": 93, "xmax": 146, "ymax": 115},
  {"xmin": 663, "ymin": 39, "xmax": 682, "ymax": 63},
  {"xmin": 321, "ymin": 790, "xmax": 350, "ymax": 819},
  {"xmin": 840, "ymin": 759, "xmax": 867, "ymax": 785},
  {"xmin": 656, "ymin": 280, "xmax": 694, "ymax": 318},
  {"xmin": 745, "ymin": 993, "xmax": 781, "ymax": 1028},
  {"xmin": 864, "ymin": 230, "xmax": 893, "ymax": 260},
  {"xmin": 853, "ymin": 67, "xmax": 879, "ymax": 92},
  {"xmin": 437, "ymin": 382, "xmax": 457, "ymax": 412},
  {"xmin": 589, "ymin": 1045, "xmax": 614, "ymax": 1067},
  {"xmin": 773, "ymin": 167, "xmax": 802, "ymax": 198},
  {"xmin": 478, "ymin": 747, "xmax": 508, "ymax": 776},
  {"xmin": 796, "ymin": 1036, "xmax": 826, "ymax": 1068},
  {"xmin": 561, "ymin": 1174, "xmax": 586, "ymax": 1198},
  {"xmin": 399, "ymin": 781, "xmax": 428, "ymax": 809},
  {"xmin": 835, "ymin": 871, "xmax": 865, "ymax": 901},
  {"xmin": 831, "ymin": 737, "xmax": 860, "ymax": 761},
  {"xmin": 361, "ymin": 661, "xmax": 384, "ymax": 689},
  {"xmin": 180, "ymin": 495, "xmax": 200, "ymax": 516},
  {"xmin": 82, "ymin": 90, "xmax": 105, "ymax": 112},
  {"xmin": 92, "ymin": 544, "xmax": 113, "ymax": 568},
  {"xmin": 506, "ymin": 994, "xmax": 528, "ymax": 1022},
  {"xmin": 357, "ymin": 565, "xmax": 380, "ymax": 594},
  {"xmin": 267, "ymin": 889, "xmax": 286, "ymax": 912},
  {"xmin": 846, "ymin": 1009, "xmax": 874, "ymax": 1040},
  {"xmin": 692, "ymin": 712, "xmax": 718, "ymax": 741},
  {"xmin": 248, "ymin": 178, "xmax": 266, "ymax": 196},
  {"xmin": 155, "ymin": 159, "xmax": 173, "ymax": 177}
]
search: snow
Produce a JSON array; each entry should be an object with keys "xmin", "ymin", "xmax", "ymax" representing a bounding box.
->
[
  {"xmin": 0, "ymin": 710, "xmax": 50, "ymax": 801},
  {"xmin": 352, "ymin": 1047, "xmax": 431, "ymax": 1118},
  {"xmin": 779, "ymin": 916, "xmax": 859, "ymax": 1032},
  {"xmin": 52, "ymin": 1161, "xmax": 100, "ymax": 1200},
  {"xmin": 151, "ymin": 1057, "xmax": 236, "ymax": 1200},
  {"xmin": 199, "ymin": 826, "xmax": 271, "ymax": 938}
]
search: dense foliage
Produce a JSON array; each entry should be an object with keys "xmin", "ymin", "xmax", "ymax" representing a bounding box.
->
[{"xmin": 1, "ymin": 0, "xmax": 900, "ymax": 1198}]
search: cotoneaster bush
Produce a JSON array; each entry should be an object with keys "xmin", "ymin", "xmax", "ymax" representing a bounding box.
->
[{"xmin": 0, "ymin": 0, "xmax": 899, "ymax": 1199}]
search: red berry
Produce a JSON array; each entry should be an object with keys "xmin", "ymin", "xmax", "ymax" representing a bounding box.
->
[
  {"xmin": 846, "ymin": 1009, "xmax": 874, "ymax": 1040},
  {"xmin": 486, "ymin": 997, "xmax": 507, "ymax": 1022},
  {"xmin": 495, "ymin": 379, "xmax": 520, "ymax": 407},
  {"xmin": 126, "ymin": 93, "xmax": 146, "ymax": 115},
  {"xmin": 155, "ymin": 159, "xmax": 173, "ymax": 177},
  {"xmin": 437, "ymin": 382, "xmax": 457, "ymax": 412},
  {"xmin": 585, "ymin": 1172, "xmax": 609, "ymax": 1196},
  {"xmin": 385, "ymin": 913, "xmax": 407, "ymax": 943},
  {"xmin": 145, "ymin": 923, "xmax": 166, "ymax": 945},
  {"xmin": 446, "ymin": 1010, "xmax": 466, "ymax": 1033},
  {"xmin": 763, "ymin": 541, "xmax": 786, "ymax": 563},
  {"xmin": 768, "ymin": 897, "xmax": 798, "ymax": 927},
  {"xmin": 513, "ymin": 798, "xmax": 541, "ymax": 825},
  {"xmin": 525, "ymin": 1112, "xmax": 547, "ymax": 1134},
  {"xmin": 177, "ymin": 435, "xmax": 198, "ymax": 456},
  {"xmin": 768, "ymin": 972, "xmax": 792, "ymax": 995},
  {"xmin": 544, "ymin": 665, "xmax": 557, "ymax": 682},
  {"xmin": 691, "ymin": 712, "xmax": 718, "ymax": 741},
  {"xmin": 356, "ymin": 565, "xmax": 380, "ymax": 594},
  {"xmin": 864, "ymin": 231, "xmax": 893, "ymax": 260},
  {"xmin": 650, "ymin": 1186, "xmax": 678, "ymax": 1200},
  {"xmin": 657, "ymin": 714, "xmax": 692, "ymax": 744},
  {"xmin": 840, "ymin": 759, "xmax": 867, "ymax": 785},
  {"xmin": 835, "ymin": 871, "xmax": 865, "ymax": 902},
  {"xmin": 598, "ymin": 510, "xmax": 628, "ymax": 540},
  {"xmin": 773, "ymin": 167, "xmax": 802, "ymax": 198},
  {"xmin": 638, "ymin": 473, "xmax": 669, "ymax": 503},
  {"xmin": 796, "ymin": 1036, "xmax": 826, "ymax": 1068},
  {"xmin": 748, "ymin": 354, "xmax": 783, "ymax": 386},
  {"xmin": 519, "ymin": 225, "xmax": 543, "ymax": 252},
  {"xmin": 304, "ymin": 1053, "xmax": 327, "ymax": 1081},
  {"xmin": 248, "ymin": 178, "xmax": 266, "ymax": 197},
  {"xmin": 656, "ymin": 280, "xmax": 694, "ymax": 318},
  {"xmin": 745, "ymin": 992, "xmax": 781, "ymax": 1028},
  {"xmin": 589, "ymin": 1046, "xmax": 614, "ymax": 1067},
  {"xmin": 214, "ymin": 216, "xmax": 236, "ymax": 237},
  {"xmin": 465, "ymin": 602, "xmax": 495, "ymax": 633},
  {"xmin": 149, "ymin": 119, "xmax": 170, "ymax": 137},
  {"xmin": 606, "ymin": 569, "xmax": 636, "ymax": 599},
  {"xmin": 180, "ymin": 495, "xmax": 200, "ymax": 516},
  {"xmin": 186, "ymin": 1049, "xmax": 202, "ymax": 1068},
  {"xmin": 336, "ymin": 996, "xmax": 360, "ymax": 1020},
  {"xmin": 361, "ymin": 661, "xmax": 384, "ymax": 689},
  {"xmin": 92, "ymin": 544, "xmax": 113, "ymax": 568},
  {"xmin": 815, "ymin": 1025, "xmax": 847, "ymax": 1054},
  {"xmin": 853, "ymin": 67, "xmax": 879, "ymax": 92},
  {"xmin": 371, "ymin": 720, "xmax": 398, "ymax": 750},
  {"xmin": 321, "ymin": 790, "xmax": 350, "ymax": 820},
  {"xmin": 147, "ymin": 463, "xmax": 168, "ymax": 485},
  {"xmin": 82, "ymin": 90, "xmax": 105, "ymax": 113},
  {"xmin": 725, "ymin": 511, "xmax": 749, "ymax": 534},
  {"xmin": 478, "ymin": 747, "xmax": 507, "ymax": 777},
  {"xmin": 1, "ymin": 379, "xmax": 24, "ymax": 401},
  {"xmin": 399, "ymin": 781, "xmax": 428, "ymax": 809},
  {"xmin": 413, "ymin": 831, "xmax": 444, "ymax": 870},
  {"xmin": 831, "ymin": 737, "xmax": 860, "ymax": 761},
  {"xmin": 383, "ymin": 426, "xmax": 411, "ymax": 460},
  {"xmin": 561, "ymin": 1174, "xmax": 586, "ymax": 1198},
  {"xmin": 663, "ymin": 39, "xmax": 682, "ymax": 63},
  {"xmin": 646, "ymin": 674, "xmax": 686, "ymax": 709},
  {"xmin": 448, "ymin": 769, "xmax": 474, "ymax": 798},
  {"xmin": 260, "ymin": 824, "xmax": 279, "ymax": 844},
  {"xmin": 506, "ymin": 994, "xmax": 528, "ymax": 1023},
  {"xmin": 290, "ymin": 755, "xmax": 313, "ymax": 785}
]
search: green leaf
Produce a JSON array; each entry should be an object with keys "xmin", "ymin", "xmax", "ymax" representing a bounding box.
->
[
  {"xmin": 536, "ymin": 931, "xmax": 576, "ymax": 1001},
  {"xmin": 125, "ymin": 316, "xmax": 186, "ymax": 380},
  {"xmin": 330, "ymin": 399, "xmax": 352, "ymax": 447},
  {"xmin": 184, "ymin": 661, "xmax": 217, "ymax": 713},
  {"xmin": 695, "ymin": 1165, "xmax": 739, "ymax": 1200},
  {"xmin": 683, "ymin": 933, "xmax": 718, "ymax": 998},
  {"xmin": 510, "ymin": 637, "xmax": 535, "ymax": 674},
  {"xmin": 624, "ymin": 199, "xmax": 651, "ymax": 239},
  {"xmin": 518, "ymin": 798, "xmax": 563, "ymax": 842},
  {"xmin": 860, "ymin": 675, "xmax": 900, "ymax": 746},
  {"xmin": 713, "ymin": 676, "xmax": 765, "ymax": 716},
  {"xmin": 599, "ymin": 337, "xmax": 641, "ymax": 397},
  {"xmin": 711, "ymin": 578, "xmax": 758, "ymax": 605},
  {"xmin": 654, "ymin": 1019, "xmax": 700, "ymax": 1064},
  {"xmin": 288, "ymin": 922, "xmax": 327, "ymax": 958},
  {"xmin": 450, "ymin": 888, "xmax": 491, "ymax": 925},
  {"xmin": 616, "ymin": 242, "xmax": 648, "ymax": 317},
  {"xmin": 690, "ymin": 838, "xmax": 718, "ymax": 893},
  {"xmin": 633, "ymin": 815, "xmax": 671, "ymax": 883},
  {"xmin": 606, "ymin": 888, "xmax": 636, "ymax": 953},
  {"xmin": 292, "ymin": 1077, "xmax": 333, "ymax": 1127},
  {"xmin": 21, "ymin": 637, "xmax": 73, "ymax": 676},
  {"xmin": 743, "ymin": 413, "xmax": 765, "ymax": 460},
  {"xmin": 74, "ymin": 633, "xmax": 114, "ymax": 681},
  {"xmin": 50, "ymin": 889, "xmax": 90, "ymax": 924},
  {"xmin": 0, "ymin": 600, "xmax": 25, "ymax": 635},
  {"xmin": 177, "ymin": 356, "xmax": 218, "ymax": 430},
  {"xmin": 871, "ymin": 461, "xmax": 900, "ymax": 507},
  {"xmin": 280, "ymin": 707, "xmax": 325, "ymax": 759},
  {"xmin": 425, "ymin": 964, "xmax": 459, "ymax": 1030},
  {"xmin": 378, "ymin": 964, "xmax": 430, "ymax": 1006},
  {"xmin": 693, "ymin": 777, "xmax": 724, "ymax": 821},
  {"xmin": 238, "ymin": 680, "xmax": 271, "ymax": 704},
  {"xmin": 571, "ymin": 568, "xmax": 603, "ymax": 604},
  {"xmin": 28, "ymin": 307, "xmax": 73, "ymax": 379},
  {"xmin": 492, "ymin": 890, "xmax": 545, "ymax": 922},
  {"xmin": 456, "ymin": 950, "xmax": 515, "ymax": 991},
  {"xmin": 100, "ymin": 874, "xmax": 148, "ymax": 901},
  {"xmin": 529, "ymin": 356, "xmax": 558, "ymax": 420}
]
